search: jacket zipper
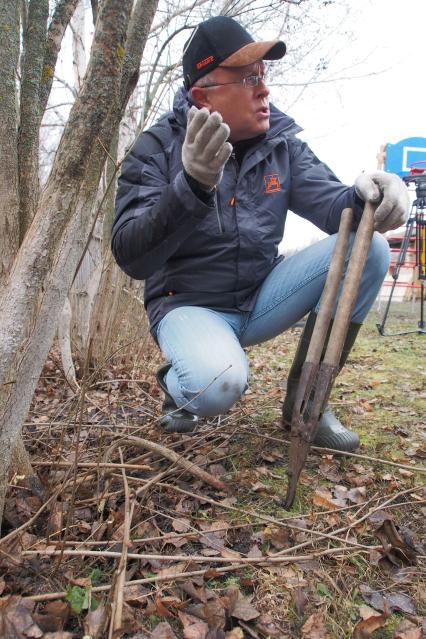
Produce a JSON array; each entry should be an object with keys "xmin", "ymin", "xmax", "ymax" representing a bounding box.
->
[{"xmin": 215, "ymin": 190, "xmax": 225, "ymax": 234}]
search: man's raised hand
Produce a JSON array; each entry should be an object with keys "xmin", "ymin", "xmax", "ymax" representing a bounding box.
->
[{"xmin": 182, "ymin": 106, "xmax": 232, "ymax": 190}]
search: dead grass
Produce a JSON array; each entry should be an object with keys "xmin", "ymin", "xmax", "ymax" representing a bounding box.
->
[{"xmin": 1, "ymin": 301, "xmax": 425, "ymax": 638}]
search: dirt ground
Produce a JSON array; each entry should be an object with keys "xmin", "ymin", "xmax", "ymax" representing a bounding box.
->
[{"xmin": 1, "ymin": 300, "xmax": 425, "ymax": 638}]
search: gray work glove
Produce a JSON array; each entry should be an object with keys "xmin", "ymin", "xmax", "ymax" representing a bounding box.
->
[
  {"xmin": 182, "ymin": 106, "xmax": 232, "ymax": 190},
  {"xmin": 354, "ymin": 170, "xmax": 410, "ymax": 233}
]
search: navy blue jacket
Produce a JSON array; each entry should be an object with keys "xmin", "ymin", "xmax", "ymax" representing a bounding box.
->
[{"xmin": 112, "ymin": 88, "xmax": 363, "ymax": 338}]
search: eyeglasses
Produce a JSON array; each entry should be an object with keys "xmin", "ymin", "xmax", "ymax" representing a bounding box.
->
[{"xmin": 200, "ymin": 72, "xmax": 267, "ymax": 89}]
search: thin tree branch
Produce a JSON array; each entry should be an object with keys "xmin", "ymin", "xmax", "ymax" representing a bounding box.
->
[{"xmin": 39, "ymin": 0, "xmax": 80, "ymax": 115}]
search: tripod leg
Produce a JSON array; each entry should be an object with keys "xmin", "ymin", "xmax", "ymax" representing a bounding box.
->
[
  {"xmin": 419, "ymin": 281, "xmax": 425, "ymax": 331},
  {"xmin": 416, "ymin": 203, "xmax": 426, "ymax": 332},
  {"xmin": 376, "ymin": 211, "xmax": 416, "ymax": 335}
]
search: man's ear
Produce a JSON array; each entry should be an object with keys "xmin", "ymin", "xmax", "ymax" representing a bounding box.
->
[{"xmin": 190, "ymin": 87, "xmax": 211, "ymax": 110}]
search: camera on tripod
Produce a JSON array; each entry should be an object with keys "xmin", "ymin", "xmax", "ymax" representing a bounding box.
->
[
  {"xmin": 403, "ymin": 162, "xmax": 426, "ymax": 201},
  {"xmin": 377, "ymin": 162, "xmax": 426, "ymax": 335}
]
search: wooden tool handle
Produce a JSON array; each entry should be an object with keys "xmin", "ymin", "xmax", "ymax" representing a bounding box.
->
[{"xmin": 323, "ymin": 201, "xmax": 376, "ymax": 366}]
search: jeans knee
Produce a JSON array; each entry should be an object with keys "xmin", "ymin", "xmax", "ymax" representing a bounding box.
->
[
  {"xmin": 182, "ymin": 365, "xmax": 248, "ymax": 417},
  {"xmin": 367, "ymin": 232, "xmax": 390, "ymax": 280}
]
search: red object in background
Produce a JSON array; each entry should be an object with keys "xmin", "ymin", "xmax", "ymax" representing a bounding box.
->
[{"xmin": 409, "ymin": 160, "xmax": 426, "ymax": 175}]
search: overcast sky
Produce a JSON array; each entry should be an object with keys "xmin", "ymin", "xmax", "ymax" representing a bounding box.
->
[{"xmin": 275, "ymin": 0, "xmax": 426, "ymax": 250}]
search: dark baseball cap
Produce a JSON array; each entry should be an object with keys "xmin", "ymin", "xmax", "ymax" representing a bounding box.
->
[{"xmin": 183, "ymin": 16, "xmax": 286, "ymax": 89}]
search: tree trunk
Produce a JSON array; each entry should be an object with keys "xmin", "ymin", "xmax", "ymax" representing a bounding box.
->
[
  {"xmin": 71, "ymin": 0, "xmax": 86, "ymax": 90},
  {"xmin": 90, "ymin": 257, "xmax": 128, "ymax": 366},
  {"xmin": 19, "ymin": 0, "xmax": 80, "ymax": 241},
  {"xmin": 58, "ymin": 297, "xmax": 79, "ymax": 391},
  {"xmin": 0, "ymin": 0, "xmax": 159, "ymax": 533},
  {"xmin": 17, "ymin": 0, "xmax": 49, "ymax": 242},
  {"xmin": 39, "ymin": 0, "xmax": 80, "ymax": 115},
  {"xmin": 88, "ymin": 130, "xmax": 119, "ymax": 365},
  {"xmin": 42, "ymin": 0, "xmax": 87, "ymax": 437},
  {"xmin": 0, "ymin": 1, "xmax": 36, "ymax": 479},
  {"xmin": 71, "ymin": 234, "xmax": 103, "ymax": 362},
  {"xmin": 0, "ymin": 0, "xmax": 20, "ymax": 283}
]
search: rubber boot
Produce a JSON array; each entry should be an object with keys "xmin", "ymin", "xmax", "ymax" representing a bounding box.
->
[
  {"xmin": 281, "ymin": 311, "xmax": 361, "ymax": 452},
  {"xmin": 156, "ymin": 364, "xmax": 199, "ymax": 433}
]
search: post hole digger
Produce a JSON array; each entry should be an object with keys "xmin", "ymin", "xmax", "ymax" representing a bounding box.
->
[{"xmin": 282, "ymin": 201, "xmax": 377, "ymax": 509}]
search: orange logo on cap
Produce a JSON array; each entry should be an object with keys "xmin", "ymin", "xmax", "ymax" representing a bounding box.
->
[
  {"xmin": 264, "ymin": 174, "xmax": 281, "ymax": 193},
  {"xmin": 196, "ymin": 55, "xmax": 214, "ymax": 69}
]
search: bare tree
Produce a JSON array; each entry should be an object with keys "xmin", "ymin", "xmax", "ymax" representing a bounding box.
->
[
  {"xmin": 0, "ymin": 0, "xmax": 158, "ymax": 531},
  {"xmin": 1, "ymin": 0, "xmax": 80, "ymax": 478}
]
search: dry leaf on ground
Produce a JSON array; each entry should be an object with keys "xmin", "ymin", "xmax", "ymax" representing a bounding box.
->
[
  {"xmin": 183, "ymin": 621, "xmax": 209, "ymax": 639},
  {"xmin": 178, "ymin": 610, "xmax": 209, "ymax": 639},
  {"xmin": 292, "ymin": 587, "xmax": 308, "ymax": 616},
  {"xmin": 301, "ymin": 610, "xmax": 330, "ymax": 638},
  {"xmin": 312, "ymin": 489, "xmax": 341, "ymax": 510},
  {"xmin": 318, "ymin": 457, "xmax": 343, "ymax": 482},
  {"xmin": 393, "ymin": 619, "xmax": 422, "ymax": 639},
  {"xmin": 353, "ymin": 606, "xmax": 390, "ymax": 638},
  {"xmin": 83, "ymin": 601, "xmax": 106, "ymax": 638},
  {"xmin": 172, "ymin": 517, "xmax": 192, "ymax": 533},
  {"xmin": 255, "ymin": 613, "xmax": 284, "ymax": 638},
  {"xmin": 202, "ymin": 598, "xmax": 226, "ymax": 631},
  {"xmin": 373, "ymin": 516, "xmax": 420, "ymax": 565},
  {"xmin": 347, "ymin": 486, "xmax": 367, "ymax": 504},
  {"xmin": 263, "ymin": 525, "xmax": 291, "ymax": 549},
  {"xmin": 180, "ymin": 581, "xmax": 209, "ymax": 604},
  {"xmin": 225, "ymin": 628, "xmax": 244, "ymax": 638},
  {"xmin": 151, "ymin": 621, "xmax": 178, "ymax": 639},
  {"xmin": 358, "ymin": 605, "xmax": 381, "ymax": 620},
  {"xmin": 0, "ymin": 595, "xmax": 42, "ymax": 639},
  {"xmin": 33, "ymin": 599, "xmax": 69, "ymax": 633},
  {"xmin": 360, "ymin": 584, "xmax": 417, "ymax": 615},
  {"xmin": 227, "ymin": 587, "xmax": 260, "ymax": 622}
]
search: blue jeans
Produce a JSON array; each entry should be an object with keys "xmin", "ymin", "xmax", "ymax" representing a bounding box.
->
[{"xmin": 156, "ymin": 232, "xmax": 390, "ymax": 417}]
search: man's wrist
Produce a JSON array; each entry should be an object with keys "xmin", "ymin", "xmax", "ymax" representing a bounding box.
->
[{"xmin": 183, "ymin": 169, "xmax": 215, "ymax": 204}]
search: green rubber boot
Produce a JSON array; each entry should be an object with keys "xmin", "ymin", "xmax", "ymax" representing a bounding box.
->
[
  {"xmin": 282, "ymin": 311, "xmax": 361, "ymax": 452},
  {"xmin": 156, "ymin": 364, "xmax": 199, "ymax": 433}
]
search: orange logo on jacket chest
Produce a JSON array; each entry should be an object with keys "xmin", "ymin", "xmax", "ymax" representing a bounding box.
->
[{"xmin": 264, "ymin": 174, "xmax": 281, "ymax": 193}]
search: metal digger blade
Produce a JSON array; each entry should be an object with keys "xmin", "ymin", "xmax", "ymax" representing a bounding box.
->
[
  {"xmin": 282, "ymin": 361, "xmax": 337, "ymax": 509},
  {"xmin": 280, "ymin": 202, "xmax": 376, "ymax": 510}
]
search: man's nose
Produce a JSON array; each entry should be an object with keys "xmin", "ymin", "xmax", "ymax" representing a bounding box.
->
[{"xmin": 255, "ymin": 77, "xmax": 269, "ymax": 98}]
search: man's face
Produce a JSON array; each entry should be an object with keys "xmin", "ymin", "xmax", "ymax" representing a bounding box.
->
[{"xmin": 192, "ymin": 62, "xmax": 270, "ymax": 143}]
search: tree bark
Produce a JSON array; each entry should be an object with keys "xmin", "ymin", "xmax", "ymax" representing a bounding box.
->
[
  {"xmin": 88, "ymin": 131, "xmax": 119, "ymax": 365},
  {"xmin": 18, "ymin": 0, "xmax": 49, "ymax": 242},
  {"xmin": 90, "ymin": 0, "xmax": 98, "ymax": 26},
  {"xmin": 39, "ymin": 0, "xmax": 80, "ymax": 114},
  {"xmin": 0, "ymin": 0, "xmax": 159, "ymax": 533},
  {"xmin": 70, "ymin": 0, "xmax": 86, "ymax": 91},
  {"xmin": 58, "ymin": 297, "xmax": 79, "ymax": 391},
  {"xmin": 54, "ymin": 0, "xmax": 86, "ymax": 378},
  {"xmin": 0, "ymin": 0, "xmax": 20, "ymax": 283},
  {"xmin": 0, "ymin": 1, "xmax": 36, "ymax": 479}
]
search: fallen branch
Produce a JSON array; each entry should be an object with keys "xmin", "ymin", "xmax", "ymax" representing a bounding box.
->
[
  {"xmin": 32, "ymin": 461, "xmax": 152, "ymax": 471},
  {"xmin": 23, "ymin": 544, "xmax": 370, "ymax": 564},
  {"xmin": 25, "ymin": 563, "xmax": 250, "ymax": 602},
  {"xmin": 107, "ymin": 435, "xmax": 226, "ymax": 491},
  {"xmin": 53, "ymin": 520, "xmax": 264, "ymax": 547}
]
